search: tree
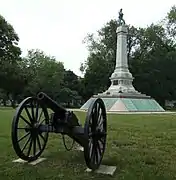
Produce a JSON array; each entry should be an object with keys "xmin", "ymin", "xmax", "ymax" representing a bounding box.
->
[
  {"xmin": 23, "ymin": 49, "xmax": 65, "ymax": 99},
  {"xmin": 57, "ymin": 70, "xmax": 82, "ymax": 106},
  {"xmin": 63, "ymin": 70, "xmax": 79, "ymax": 91},
  {"xmin": 165, "ymin": 5, "xmax": 176, "ymax": 41},
  {"xmin": 0, "ymin": 15, "xmax": 21, "ymax": 61},
  {"xmin": 0, "ymin": 14, "xmax": 23, "ymax": 107},
  {"xmin": 130, "ymin": 9, "xmax": 176, "ymax": 106}
]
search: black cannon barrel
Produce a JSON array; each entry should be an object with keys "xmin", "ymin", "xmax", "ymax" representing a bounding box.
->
[{"xmin": 37, "ymin": 92, "xmax": 67, "ymax": 115}]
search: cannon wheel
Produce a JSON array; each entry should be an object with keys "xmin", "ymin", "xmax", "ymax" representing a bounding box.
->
[
  {"xmin": 11, "ymin": 97, "xmax": 49, "ymax": 161},
  {"xmin": 84, "ymin": 98, "xmax": 107, "ymax": 170}
]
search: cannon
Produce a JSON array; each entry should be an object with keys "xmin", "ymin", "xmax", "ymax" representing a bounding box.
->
[{"xmin": 11, "ymin": 92, "xmax": 107, "ymax": 170}]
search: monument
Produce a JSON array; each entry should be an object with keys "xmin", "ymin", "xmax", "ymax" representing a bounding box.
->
[{"xmin": 81, "ymin": 9, "xmax": 165, "ymax": 112}]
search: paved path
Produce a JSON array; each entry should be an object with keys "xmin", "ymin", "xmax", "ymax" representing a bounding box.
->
[{"xmin": 67, "ymin": 108, "xmax": 176, "ymax": 115}]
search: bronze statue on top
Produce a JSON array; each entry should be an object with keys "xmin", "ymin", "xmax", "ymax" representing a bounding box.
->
[{"xmin": 118, "ymin": 8, "xmax": 125, "ymax": 25}]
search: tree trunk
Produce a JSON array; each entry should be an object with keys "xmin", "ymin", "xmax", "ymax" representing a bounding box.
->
[
  {"xmin": 2, "ymin": 99, "xmax": 6, "ymax": 106},
  {"xmin": 7, "ymin": 92, "xmax": 16, "ymax": 109}
]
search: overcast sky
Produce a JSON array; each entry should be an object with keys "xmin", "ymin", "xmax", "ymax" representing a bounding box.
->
[{"xmin": 0, "ymin": 0, "xmax": 175, "ymax": 76}]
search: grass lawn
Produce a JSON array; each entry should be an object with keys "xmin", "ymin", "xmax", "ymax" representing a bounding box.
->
[{"xmin": 0, "ymin": 108, "xmax": 176, "ymax": 179}]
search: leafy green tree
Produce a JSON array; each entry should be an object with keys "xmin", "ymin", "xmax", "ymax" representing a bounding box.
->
[
  {"xmin": 0, "ymin": 89, "xmax": 7, "ymax": 106},
  {"xmin": 165, "ymin": 5, "xmax": 176, "ymax": 41},
  {"xmin": 63, "ymin": 70, "xmax": 79, "ymax": 91},
  {"xmin": 0, "ymin": 14, "xmax": 23, "ymax": 107},
  {"xmin": 0, "ymin": 15, "xmax": 21, "ymax": 61},
  {"xmin": 130, "ymin": 9, "xmax": 176, "ymax": 106},
  {"xmin": 57, "ymin": 70, "xmax": 82, "ymax": 106},
  {"xmin": 57, "ymin": 88, "xmax": 80, "ymax": 107},
  {"xmin": 23, "ymin": 49, "xmax": 65, "ymax": 98}
]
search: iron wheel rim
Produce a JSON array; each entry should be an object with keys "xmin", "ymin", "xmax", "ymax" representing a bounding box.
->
[
  {"xmin": 11, "ymin": 97, "xmax": 49, "ymax": 161},
  {"xmin": 84, "ymin": 98, "xmax": 107, "ymax": 170}
]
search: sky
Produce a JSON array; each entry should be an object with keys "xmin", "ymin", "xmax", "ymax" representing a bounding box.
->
[{"xmin": 0, "ymin": 0, "xmax": 175, "ymax": 77}]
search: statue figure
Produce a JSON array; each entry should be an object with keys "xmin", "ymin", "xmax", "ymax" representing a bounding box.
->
[{"xmin": 118, "ymin": 8, "xmax": 125, "ymax": 25}]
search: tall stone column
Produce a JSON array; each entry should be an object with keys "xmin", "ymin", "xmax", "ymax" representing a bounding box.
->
[{"xmin": 105, "ymin": 24, "xmax": 138, "ymax": 95}]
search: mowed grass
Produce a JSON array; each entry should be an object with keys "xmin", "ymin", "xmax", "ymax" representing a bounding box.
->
[{"xmin": 0, "ymin": 108, "xmax": 176, "ymax": 180}]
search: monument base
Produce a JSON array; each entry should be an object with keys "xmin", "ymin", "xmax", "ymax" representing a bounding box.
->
[{"xmin": 80, "ymin": 93, "xmax": 165, "ymax": 112}]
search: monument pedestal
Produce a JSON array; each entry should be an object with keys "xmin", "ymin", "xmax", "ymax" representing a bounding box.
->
[
  {"xmin": 81, "ymin": 19, "xmax": 164, "ymax": 112},
  {"xmin": 81, "ymin": 95, "xmax": 164, "ymax": 112}
]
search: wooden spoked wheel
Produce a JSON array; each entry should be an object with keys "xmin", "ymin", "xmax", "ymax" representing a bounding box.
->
[
  {"xmin": 84, "ymin": 98, "xmax": 107, "ymax": 170},
  {"xmin": 11, "ymin": 97, "xmax": 49, "ymax": 161}
]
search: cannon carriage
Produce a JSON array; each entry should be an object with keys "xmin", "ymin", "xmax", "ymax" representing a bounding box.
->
[{"xmin": 11, "ymin": 92, "xmax": 107, "ymax": 170}]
